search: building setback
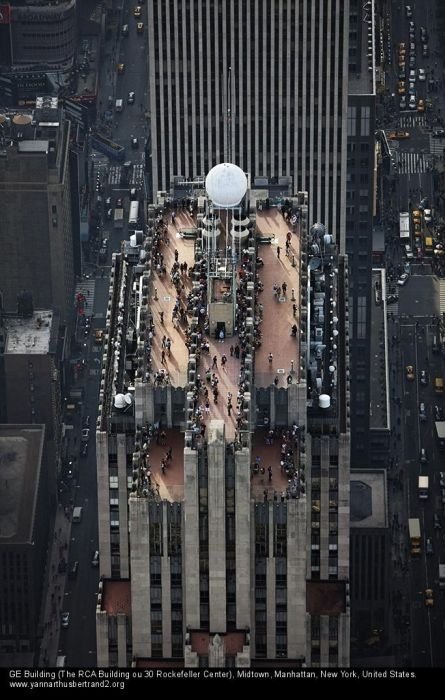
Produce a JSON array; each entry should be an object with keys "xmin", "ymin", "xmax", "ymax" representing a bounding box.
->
[{"xmin": 147, "ymin": 0, "xmax": 349, "ymax": 242}]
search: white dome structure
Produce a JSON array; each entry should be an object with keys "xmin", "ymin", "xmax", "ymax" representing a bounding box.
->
[
  {"xmin": 205, "ymin": 163, "xmax": 247, "ymax": 208},
  {"xmin": 114, "ymin": 393, "xmax": 127, "ymax": 409},
  {"xmin": 319, "ymin": 394, "xmax": 331, "ymax": 409}
]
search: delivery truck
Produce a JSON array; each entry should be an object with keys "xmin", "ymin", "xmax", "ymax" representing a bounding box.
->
[{"xmin": 408, "ymin": 518, "xmax": 421, "ymax": 556}]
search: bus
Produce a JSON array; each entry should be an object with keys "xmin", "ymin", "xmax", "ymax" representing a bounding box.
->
[
  {"xmin": 399, "ymin": 212, "xmax": 410, "ymax": 240},
  {"xmin": 129, "ymin": 200, "xmax": 139, "ymax": 227}
]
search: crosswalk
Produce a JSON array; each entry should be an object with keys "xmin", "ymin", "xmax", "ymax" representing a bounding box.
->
[
  {"xmin": 108, "ymin": 162, "xmax": 145, "ymax": 188},
  {"xmin": 399, "ymin": 114, "xmax": 427, "ymax": 128},
  {"xmin": 440, "ymin": 280, "xmax": 445, "ymax": 315},
  {"xmin": 75, "ymin": 279, "xmax": 96, "ymax": 317},
  {"xmin": 396, "ymin": 151, "xmax": 431, "ymax": 174},
  {"xmin": 429, "ymin": 136, "xmax": 445, "ymax": 156},
  {"xmin": 386, "ymin": 300, "xmax": 399, "ymax": 315}
]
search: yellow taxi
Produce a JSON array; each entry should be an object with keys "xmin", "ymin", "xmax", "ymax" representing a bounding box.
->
[
  {"xmin": 133, "ymin": 6, "xmax": 141, "ymax": 17},
  {"xmin": 412, "ymin": 209, "xmax": 421, "ymax": 224},
  {"xmin": 424, "ymin": 588, "xmax": 434, "ymax": 607},
  {"xmin": 417, "ymin": 99, "xmax": 425, "ymax": 112},
  {"xmin": 405, "ymin": 365, "xmax": 415, "ymax": 381},
  {"xmin": 137, "ymin": 21, "xmax": 144, "ymax": 33},
  {"xmin": 397, "ymin": 81, "xmax": 406, "ymax": 95}
]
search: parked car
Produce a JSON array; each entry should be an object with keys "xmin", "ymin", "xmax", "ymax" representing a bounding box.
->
[
  {"xmin": 61, "ymin": 612, "xmax": 70, "ymax": 628},
  {"xmin": 426, "ymin": 538, "xmax": 433, "ymax": 555},
  {"xmin": 420, "ymin": 370, "xmax": 428, "ymax": 386}
]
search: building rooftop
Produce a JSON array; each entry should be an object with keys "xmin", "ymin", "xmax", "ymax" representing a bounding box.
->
[
  {"xmin": 369, "ymin": 270, "xmax": 390, "ymax": 431},
  {"xmin": 5, "ymin": 311, "xmax": 54, "ymax": 354},
  {"xmin": 348, "ymin": 0, "xmax": 376, "ymax": 96},
  {"xmin": 100, "ymin": 579, "xmax": 131, "ymax": 616},
  {"xmin": 350, "ymin": 469, "xmax": 388, "ymax": 529},
  {"xmin": 0, "ymin": 424, "xmax": 45, "ymax": 544}
]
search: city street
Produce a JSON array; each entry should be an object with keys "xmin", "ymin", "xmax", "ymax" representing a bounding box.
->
[{"xmin": 383, "ymin": 0, "xmax": 445, "ymax": 667}]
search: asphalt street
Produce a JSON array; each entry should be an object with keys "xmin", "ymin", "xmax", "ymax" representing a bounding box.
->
[{"xmin": 386, "ymin": 0, "xmax": 445, "ymax": 668}]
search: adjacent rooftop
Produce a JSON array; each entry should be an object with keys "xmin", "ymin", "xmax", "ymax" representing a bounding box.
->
[
  {"xmin": 4, "ymin": 311, "xmax": 54, "ymax": 354},
  {"xmin": 0, "ymin": 424, "xmax": 45, "ymax": 543}
]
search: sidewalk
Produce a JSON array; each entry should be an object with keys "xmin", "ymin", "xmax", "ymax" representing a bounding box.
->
[{"xmin": 37, "ymin": 502, "xmax": 72, "ymax": 666}]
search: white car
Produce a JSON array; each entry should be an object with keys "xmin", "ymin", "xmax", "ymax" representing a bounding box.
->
[
  {"xmin": 418, "ymin": 68, "xmax": 426, "ymax": 81},
  {"xmin": 424, "ymin": 208, "xmax": 432, "ymax": 222},
  {"xmin": 406, "ymin": 5, "xmax": 412, "ymax": 18},
  {"xmin": 409, "ymin": 69, "xmax": 416, "ymax": 82},
  {"xmin": 397, "ymin": 273, "xmax": 409, "ymax": 286},
  {"xmin": 61, "ymin": 612, "xmax": 70, "ymax": 628},
  {"xmin": 409, "ymin": 95, "xmax": 416, "ymax": 109}
]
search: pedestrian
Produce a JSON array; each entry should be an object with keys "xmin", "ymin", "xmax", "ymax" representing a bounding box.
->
[
  {"xmin": 230, "ymin": 345, "xmax": 234, "ymax": 357},
  {"xmin": 282, "ymin": 282, "xmax": 287, "ymax": 295},
  {"xmin": 293, "ymin": 303, "xmax": 297, "ymax": 316},
  {"xmin": 276, "ymin": 245, "xmax": 281, "ymax": 259},
  {"xmin": 161, "ymin": 349, "xmax": 166, "ymax": 364},
  {"xmin": 268, "ymin": 352, "xmax": 273, "ymax": 365},
  {"xmin": 159, "ymin": 311, "xmax": 164, "ymax": 324},
  {"xmin": 268, "ymin": 466, "xmax": 272, "ymax": 482},
  {"xmin": 166, "ymin": 338, "xmax": 171, "ymax": 356},
  {"xmin": 219, "ymin": 328, "xmax": 225, "ymax": 342},
  {"xmin": 221, "ymin": 354, "xmax": 227, "ymax": 366},
  {"xmin": 212, "ymin": 355, "xmax": 218, "ymax": 369}
]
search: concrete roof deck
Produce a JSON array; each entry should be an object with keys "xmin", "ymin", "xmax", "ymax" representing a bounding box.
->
[
  {"xmin": 5, "ymin": 310, "xmax": 53, "ymax": 354},
  {"xmin": 101, "ymin": 579, "xmax": 131, "ymax": 616},
  {"xmin": 146, "ymin": 429, "xmax": 185, "ymax": 503},
  {"xmin": 254, "ymin": 209, "xmax": 301, "ymax": 387},
  {"xmin": 149, "ymin": 210, "xmax": 196, "ymax": 387},
  {"xmin": 0, "ymin": 424, "xmax": 45, "ymax": 543},
  {"xmin": 251, "ymin": 429, "xmax": 296, "ymax": 500}
]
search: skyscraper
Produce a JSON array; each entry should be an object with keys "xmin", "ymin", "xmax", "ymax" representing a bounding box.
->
[
  {"xmin": 96, "ymin": 173, "xmax": 351, "ymax": 666},
  {"xmin": 147, "ymin": 0, "xmax": 350, "ymax": 242},
  {"xmin": 0, "ymin": 98, "xmax": 76, "ymax": 326}
]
